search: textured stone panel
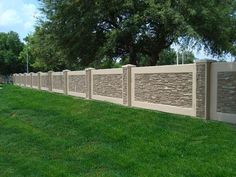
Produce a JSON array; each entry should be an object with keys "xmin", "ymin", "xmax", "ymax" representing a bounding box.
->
[
  {"xmin": 32, "ymin": 76, "xmax": 38, "ymax": 87},
  {"xmin": 41, "ymin": 75, "xmax": 49, "ymax": 88},
  {"xmin": 16, "ymin": 76, "xmax": 19, "ymax": 84},
  {"xmin": 19, "ymin": 75, "xmax": 23, "ymax": 85},
  {"xmin": 196, "ymin": 64, "xmax": 206, "ymax": 117},
  {"xmin": 93, "ymin": 74, "xmax": 123, "ymax": 98},
  {"xmin": 217, "ymin": 72, "xmax": 236, "ymax": 114},
  {"xmin": 18, "ymin": 76, "xmax": 21, "ymax": 84},
  {"xmin": 69, "ymin": 75, "xmax": 86, "ymax": 93},
  {"xmin": 53, "ymin": 75, "xmax": 64, "ymax": 90},
  {"xmin": 135, "ymin": 73, "xmax": 193, "ymax": 108},
  {"xmin": 26, "ymin": 76, "xmax": 31, "ymax": 85}
]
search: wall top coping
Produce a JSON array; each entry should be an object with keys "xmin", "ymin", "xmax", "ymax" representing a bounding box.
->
[
  {"xmin": 85, "ymin": 68, "xmax": 95, "ymax": 71},
  {"xmin": 122, "ymin": 64, "xmax": 136, "ymax": 68},
  {"xmin": 63, "ymin": 69, "xmax": 70, "ymax": 72},
  {"xmin": 195, "ymin": 59, "xmax": 217, "ymax": 63}
]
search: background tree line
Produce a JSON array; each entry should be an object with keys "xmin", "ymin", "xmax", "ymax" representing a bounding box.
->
[{"xmin": 1, "ymin": 0, "xmax": 235, "ymax": 74}]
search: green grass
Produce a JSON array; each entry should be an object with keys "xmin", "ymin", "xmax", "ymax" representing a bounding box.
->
[{"xmin": 0, "ymin": 85, "xmax": 236, "ymax": 177}]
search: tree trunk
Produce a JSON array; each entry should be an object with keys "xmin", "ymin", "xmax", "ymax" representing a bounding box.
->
[
  {"xmin": 148, "ymin": 52, "xmax": 160, "ymax": 66},
  {"xmin": 129, "ymin": 45, "xmax": 137, "ymax": 65}
]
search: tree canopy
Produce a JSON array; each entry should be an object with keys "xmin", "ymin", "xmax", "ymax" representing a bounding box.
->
[
  {"xmin": 36, "ymin": 0, "xmax": 235, "ymax": 67},
  {"xmin": 0, "ymin": 31, "xmax": 24, "ymax": 75}
]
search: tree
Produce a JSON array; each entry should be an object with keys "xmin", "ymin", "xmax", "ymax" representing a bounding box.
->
[
  {"xmin": 20, "ymin": 26, "xmax": 69, "ymax": 72},
  {"xmin": 134, "ymin": 48, "xmax": 195, "ymax": 66},
  {"xmin": 39, "ymin": 0, "xmax": 235, "ymax": 67},
  {"xmin": 0, "ymin": 31, "xmax": 24, "ymax": 75}
]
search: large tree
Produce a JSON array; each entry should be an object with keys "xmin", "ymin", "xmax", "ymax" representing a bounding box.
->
[
  {"xmin": 0, "ymin": 31, "xmax": 24, "ymax": 75},
  {"xmin": 40, "ymin": 0, "xmax": 236, "ymax": 66},
  {"xmin": 19, "ymin": 26, "xmax": 69, "ymax": 72}
]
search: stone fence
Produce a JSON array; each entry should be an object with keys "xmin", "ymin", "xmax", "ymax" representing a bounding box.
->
[{"xmin": 13, "ymin": 60, "xmax": 236, "ymax": 124}]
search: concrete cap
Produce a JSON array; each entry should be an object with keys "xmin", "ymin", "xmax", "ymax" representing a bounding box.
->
[
  {"xmin": 63, "ymin": 69, "xmax": 70, "ymax": 72},
  {"xmin": 85, "ymin": 68, "xmax": 95, "ymax": 71},
  {"xmin": 122, "ymin": 64, "xmax": 136, "ymax": 68},
  {"xmin": 195, "ymin": 59, "xmax": 217, "ymax": 63}
]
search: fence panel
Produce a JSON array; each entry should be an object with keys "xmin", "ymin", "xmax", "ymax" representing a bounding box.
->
[
  {"xmin": 131, "ymin": 64, "xmax": 196, "ymax": 116},
  {"xmin": 68, "ymin": 71, "xmax": 86, "ymax": 98},
  {"xmin": 41, "ymin": 73, "xmax": 49, "ymax": 91},
  {"xmin": 91, "ymin": 68, "xmax": 123, "ymax": 104},
  {"xmin": 210, "ymin": 62, "xmax": 236, "ymax": 123},
  {"xmin": 26, "ymin": 73, "xmax": 31, "ymax": 87},
  {"xmin": 52, "ymin": 72, "xmax": 64, "ymax": 93},
  {"xmin": 32, "ymin": 73, "xmax": 38, "ymax": 88}
]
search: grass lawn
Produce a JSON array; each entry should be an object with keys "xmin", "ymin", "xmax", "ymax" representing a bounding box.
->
[{"xmin": 0, "ymin": 85, "xmax": 236, "ymax": 177}]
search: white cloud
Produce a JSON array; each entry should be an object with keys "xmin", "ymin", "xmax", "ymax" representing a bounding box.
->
[
  {"xmin": 0, "ymin": 9, "xmax": 22, "ymax": 26},
  {"xmin": 22, "ymin": 3, "xmax": 37, "ymax": 16},
  {"xmin": 0, "ymin": 0, "xmax": 40, "ymax": 40},
  {"xmin": 22, "ymin": 3, "xmax": 40, "ymax": 30}
]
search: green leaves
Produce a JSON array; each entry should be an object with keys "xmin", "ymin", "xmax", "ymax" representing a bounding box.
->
[
  {"xmin": 33, "ymin": 0, "xmax": 236, "ymax": 69},
  {"xmin": 0, "ymin": 31, "xmax": 24, "ymax": 75}
]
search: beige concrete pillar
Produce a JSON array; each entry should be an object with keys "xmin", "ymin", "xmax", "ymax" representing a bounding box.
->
[
  {"xmin": 48, "ymin": 71, "xmax": 53, "ymax": 92},
  {"xmin": 122, "ymin": 64, "xmax": 136, "ymax": 106},
  {"xmin": 16, "ymin": 74, "xmax": 18, "ymax": 85},
  {"xmin": 18, "ymin": 74, "xmax": 21, "ymax": 85},
  {"xmin": 16, "ymin": 74, "xmax": 19, "ymax": 85},
  {"xmin": 20, "ymin": 73, "xmax": 23, "ymax": 86},
  {"xmin": 38, "ymin": 72, "xmax": 42, "ymax": 90},
  {"xmin": 24, "ymin": 73, "xmax": 27, "ymax": 87},
  {"xmin": 195, "ymin": 60, "xmax": 216, "ymax": 119},
  {"xmin": 85, "ymin": 68, "xmax": 94, "ymax": 99},
  {"xmin": 13, "ymin": 74, "xmax": 15, "ymax": 85},
  {"xmin": 14, "ymin": 74, "xmax": 17, "ymax": 85},
  {"xmin": 63, "ymin": 70, "xmax": 70, "ymax": 95},
  {"xmin": 30, "ymin": 72, "xmax": 33, "ymax": 88}
]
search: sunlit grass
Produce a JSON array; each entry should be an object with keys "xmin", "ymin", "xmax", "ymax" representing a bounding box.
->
[{"xmin": 0, "ymin": 85, "xmax": 235, "ymax": 177}]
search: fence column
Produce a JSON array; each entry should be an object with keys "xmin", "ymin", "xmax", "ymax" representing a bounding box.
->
[
  {"xmin": 195, "ymin": 60, "xmax": 216, "ymax": 119},
  {"xmin": 85, "ymin": 68, "xmax": 94, "ymax": 99},
  {"xmin": 38, "ymin": 72, "xmax": 42, "ymax": 90},
  {"xmin": 48, "ymin": 71, "xmax": 53, "ymax": 92},
  {"xmin": 15, "ymin": 74, "xmax": 18, "ymax": 85},
  {"xmin": 13, "ymin": 74, "xmax": 15, "ymax": 84},
  {"xmin": 20, "ymin": 74, "xmax": 23, "ymax": 86},
  {"xmin": 63, "ymin": 70, "xmax": 70, "ymax": 95},
  {"xmin": 24, "ymin": 73, "xmax": 27, "ymax": 87},
  {"xmin": 122, "ymin": 64, "xmax": 136, "ymax": 106},
  {"xmin": 19, "ymin": 74, "xmax": 21, "ymax": 85},
  {"xmin": 30, "ymin": 72, "xmax": 33, "ymax": 88}
]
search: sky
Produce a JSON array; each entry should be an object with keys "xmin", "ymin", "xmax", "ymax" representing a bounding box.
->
[
  {"xmin": 0, "ymin": 0, "xmax": 233, "ymax": 61},
  {"xmin": 0, "ymin": 0, "xmax": 40, "ymax": 41}
]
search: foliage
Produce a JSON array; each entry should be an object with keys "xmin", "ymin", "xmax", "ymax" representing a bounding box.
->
[
  {"xmin": 37, "ymin": 0, "xmax": 236, "ymax": 67},
  {"xmin": 0, "ymin": 31, "xmax": 24, "ymax": 75},
  {"xmin": 126, "ymin": 48, "xmax": 195, "ymax": 66},
  {"xmin": 0, "ymin": 85, "xmax": 236, "ymax": 176},
  {"xmin": 19, "ymin": 26, "xmax": 69, "ymax": 72}
]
